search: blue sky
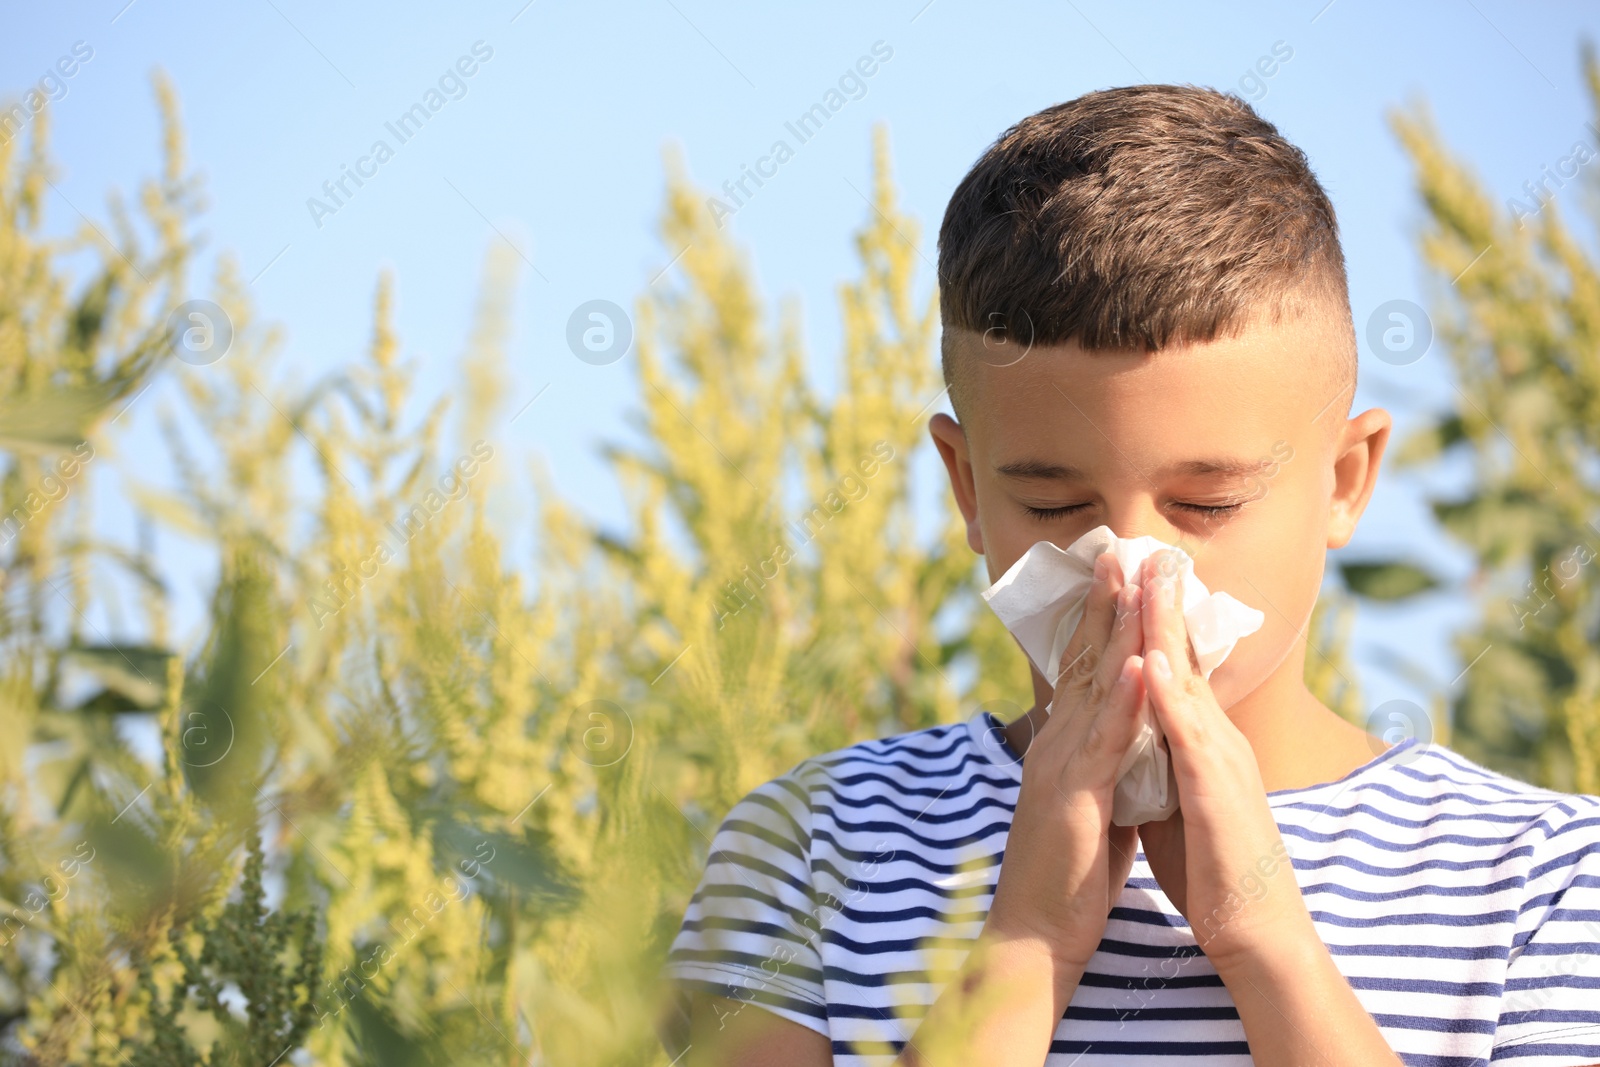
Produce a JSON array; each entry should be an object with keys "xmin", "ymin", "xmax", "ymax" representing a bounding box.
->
[{"xmin": 7, "ymin": 0, "xmax": 1599, "ymax": 736}]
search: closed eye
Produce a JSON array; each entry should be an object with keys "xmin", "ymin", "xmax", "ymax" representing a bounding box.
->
[
  {"xmin": 1021, "ymin": 501, "xmax": 1249, "ymax": 521},
  {"xmin": 1176, "ymin": 501, "xmax": 1247, "ymax": 518},
  {"xmin": 1021, "ymin": 503, "xmax": 1091, "ymax": 520}
]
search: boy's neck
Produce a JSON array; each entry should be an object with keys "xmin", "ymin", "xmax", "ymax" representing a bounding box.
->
[
  {"xmin": 1002, "ymin": 654, "xmax": 1385, "ymax": 795},
  {"xmin": 1224, "ymin": 674, "xmax": 1388, "ymax": 793}
]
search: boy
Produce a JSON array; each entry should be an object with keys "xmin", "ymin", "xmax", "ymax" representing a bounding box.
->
[{"xmin": 657, "ymin": 85, "xmax": 1600, "ymax": 1065}]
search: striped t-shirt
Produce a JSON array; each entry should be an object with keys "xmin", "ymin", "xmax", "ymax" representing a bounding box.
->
[{"xmin": 658, "ymin": 709, "xmax": 1600, "ymax": 1065}]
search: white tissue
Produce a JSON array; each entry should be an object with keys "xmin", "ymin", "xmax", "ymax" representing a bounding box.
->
[{"xmin": 980, "ymin": 525, "xmax": 1265, "ymax": 826}]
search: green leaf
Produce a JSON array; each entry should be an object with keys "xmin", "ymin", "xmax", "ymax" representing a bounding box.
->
[
  {"xmin": 345, "ymin": 994, "xmax": 440, "ymax": 1067},
  {"xmin": 58, "ymin": 538, "xmax": 171, "ymax": 595},
  {"xmin": 0, "ymin": 380, "xmax": 125, "ymax": 452},
  {"xmin": 1392, "ymin": 414, "xmax": 1466, "ymax": 467},
  {"xmin": 64, "ymin": 642, "xmax": 176, "ymax": 711},
  {"xmin": 430, "ymin": 818, "xmax": 578, "ymax": 905},
  {"xmin": 1432, "ymin": 486, "xmax": 1550, "ymax": 568},
  {"xmin": 1338, "ymin": 560, "xmax": 1441, "ymax": 601},
  {"xmin": 84, "ymin": 804, "xmax": 176, "ymax": 896},
  {"xmin": 125, "ymin": 487, "xmax": 215, "ymax": 541},
  {"xmin": 67, "ymin": 271, "xmax": 115, "ymax": 360}
]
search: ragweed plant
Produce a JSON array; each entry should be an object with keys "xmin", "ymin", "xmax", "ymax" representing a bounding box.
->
[
  {"xmin": 8, "ymin": 63, "xmax": 1583, "ymax": 1067},
  {"xmin": 1355, "ymin": 44, "xmax": 1600, "ymax": 793},
  {"xmin": 128, "ymin": 824, "xmax": 321, "ymax": 1067}
]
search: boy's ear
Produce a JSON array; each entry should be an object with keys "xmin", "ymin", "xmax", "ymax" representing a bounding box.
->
[
  {"xmin": 929, "ymin": 413, "xmax": 984, "ymax": 555},
  {"xmin": 1325, "ymin": 407, "xmax": 1392, "ymax": 550}
]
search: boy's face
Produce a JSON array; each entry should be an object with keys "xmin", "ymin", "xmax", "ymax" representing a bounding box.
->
[{"xmin": 930, "ymin": 304, "xmax": 1391, "ymax": 712}]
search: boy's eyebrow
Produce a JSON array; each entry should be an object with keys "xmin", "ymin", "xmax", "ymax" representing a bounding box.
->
[{"xmin": 995, "ymin": 457, "xmax": 1271, "ymax": 480}]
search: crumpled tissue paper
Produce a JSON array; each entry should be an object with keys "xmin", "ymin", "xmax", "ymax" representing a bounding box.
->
[{"xmin": 980, "ymin": 525, "xmax": 1265, "ymax": 826}]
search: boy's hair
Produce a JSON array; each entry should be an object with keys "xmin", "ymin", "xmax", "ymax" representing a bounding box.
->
[{"xmin": 937, "ymin": 84, "xmax": 1356, "ymax": 420}]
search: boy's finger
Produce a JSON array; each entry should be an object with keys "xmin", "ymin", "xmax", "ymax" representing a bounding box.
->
[
  {"xmin": 1141, "ymin": 648, "xmax": 1198, "ymax": 755},
  {"xmin": 1055, "ymin": 550, "xmax": 1125, "ymax": 687},
  {"xmin": 1143, "ymin": 644, "xmax": 1233, "ymax": 766},
  {"xmin": 1140, "ymin": 553, "xmax": 1199, "ymax": 680},
  {"xmin": 1063, "ymin": 654, "xmax": 1148, "ymax": 789},
  {"xmin": 1092, "ymin": 580, "xmax": 1144, "ymax": 699}
]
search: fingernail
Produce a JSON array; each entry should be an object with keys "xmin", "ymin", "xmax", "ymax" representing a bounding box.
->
[
  {"xmin": 1094, "ymin": 555, "xmax": 1110, "ymax": 581},
  {"xmin": 1150, "ymin": 650, "xmax": 1171, "ymax": 679}
]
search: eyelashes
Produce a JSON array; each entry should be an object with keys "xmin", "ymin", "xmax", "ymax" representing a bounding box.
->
[
  {"xmin": 1020, "ymin": 503, "xmax": 1090, "ymax": 520},
  {"xmin": 1021, "ymin": 501, "xmax": 1248, "ymax": 521},
  {"xmin": 1181, "ymin": 501, "xmax": 1247, "ymax": 518}
]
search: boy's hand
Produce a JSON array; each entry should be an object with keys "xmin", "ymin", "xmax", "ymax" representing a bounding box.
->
[
  {"xmin": 982, "ymin": 550, "xmax": 1150, "ymax": 1006},
  {"xmin": 1132, "ymin": 550, "xmax": 1315, "ymax": 973}
]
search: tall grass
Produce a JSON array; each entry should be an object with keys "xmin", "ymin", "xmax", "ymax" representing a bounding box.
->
[{"xmin": 1, "ymin": 75, "xmax": 1556, "ymax": 1066}]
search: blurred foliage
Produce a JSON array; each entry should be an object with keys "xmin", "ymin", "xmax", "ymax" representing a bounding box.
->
[
  {"xmin": 0, "ymin": 77, "xmax": 1032, "ymax": 1065},
  {"xmin": 129, "ymin": 824, "xmax": 321, "ymax": 1067},
  {"xmin": 1368, "ymin": 44, "xmax": 1600, "ymax": 793},
  {"xmin": 1305, "ymin": 586, "xmax": 1368, "ymax": 729},
  {"xmin": 1338, "ymin": 560, "xmax": 1441, "ymax": 602},
  {"xmin": 4, "ymin": 60, "xmax": 1585, "ymax": 1067}
]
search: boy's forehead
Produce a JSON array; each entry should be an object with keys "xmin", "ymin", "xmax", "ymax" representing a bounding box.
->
[{"xmin": 949, "ymin": 312, "xmax": 1336, "ymax": 465}]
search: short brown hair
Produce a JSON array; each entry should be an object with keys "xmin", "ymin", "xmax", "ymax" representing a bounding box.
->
[{"xmin": 937, "ymin": 84, "xmax": 1355, "ymax": 418}]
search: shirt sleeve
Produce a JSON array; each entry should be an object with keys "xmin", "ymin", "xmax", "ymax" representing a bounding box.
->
[
  {"xmin": 655, "ymin": 764, "xmax": 830, "ymax": 1060},
  {"xmin": 1491, "ymin": 795, "xmax": 1600, "ymax": 1064}
]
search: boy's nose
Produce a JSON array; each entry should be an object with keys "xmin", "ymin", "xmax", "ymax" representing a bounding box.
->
[
  {"xmin": 1099, "ymin": 504, "xmax": 1179, "ymax": 547},
  {"xmin": 1095, "ymin": 510, "xmax": 1199, "ymax": 577}
]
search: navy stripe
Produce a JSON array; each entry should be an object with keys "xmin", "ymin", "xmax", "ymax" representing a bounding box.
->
[
  {"xmin": 824, "ymin": 727, "xmax": 967, "ymax": 763},
  {"xmin": 1281, "ymin": 818, "xmax": 1571, "ymax": 853},
  {"xmin": 810, "ymin": 813, "xmax": 1014, "ymax": 849},
  {"xmin": 1302, "ymin": 778, "xmax": 1557, "ymax": 813},
  {"xmin": 1504, "ymin": 972, "xmax": 1600, "ymax": 991},
  {"xmin": 1048, "ymin": 1039, "xmax": 1253, "ymax": 1055},
  {"xmin": 819, "ymin": 780, "xmax": 1017, "ymax": 812},
  {"xmin": 1497, "ymin": 1010, "xmax": 1600, "ymax": 1026},
  {"xmin": 1284, "ymin": 844, "xmax": 1538, "ymax": 877},
  {"xmin": 1493, "ymin": 1042, "xmax": 1600, "ymax": 1061},
  {"xmin": 814, "ymin": 747, "xmax": 1011, "ymax": 781},
  {"xmin": 1076, "ymin": 969, "xmax": 1226, "ymax": 991},
  {"xmin": 1346, "ymin": 975, "xmax": 1503, "ymax": 997},
  {"xmin": 1325, "ymin": 941, "xmax": 1509, "ymax": 961},
  {"xmin": 1299, "ymin": 874, "xmax": 1530, "ymax": 903},
  {"xmin": 1368, "ymin": 1012, "xmax": 1495, "ymax": 1034},
  {"xmin": 1274, "ymin": 798, "xmax": 1569, "ymax": 829},
  {"xmin": 1305, "ymin": 905, "xmax": 1519, "ymax": 929}
]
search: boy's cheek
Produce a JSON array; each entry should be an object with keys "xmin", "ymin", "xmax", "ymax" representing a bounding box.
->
[
  {"xmin": 1202, "ymin": 587, "xmax": 1308, "ymax": 712},
  {"xmin": 973, "ymin": 497, "xmax": 1095, "ymax": 584},
  {"xmin": 1195, "ymin": 482, "xmax": 1327, "ymax": 707},
  {"xmin": 980, "ymin": 526, "xmax": 1029, "ymax": 585},
  {"xmin": 980, "ymin": 524, "xmax": 1083, "ymax": 588},
  {"xmin": 972, "ymin": 505, "xmax": 1028, "ymax": 585}
]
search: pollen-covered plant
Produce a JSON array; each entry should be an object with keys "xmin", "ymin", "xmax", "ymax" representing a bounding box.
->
[
  {"xmin": 127, "ymin": 825, "xmax": 321, "ymax": 1067},
  {"xmin": 7, "ymin": 60, "xmax": 1562, "ymax": 1067}
]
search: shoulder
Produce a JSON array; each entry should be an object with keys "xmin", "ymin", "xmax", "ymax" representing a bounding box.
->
[
  {"xmin": 1275, "ymin": 739, "xmax": 1600, "ymax": 875},
  {"xmin": 1291, "ymin": 736, "xmax": 1597, "ymax": 819},
  {"xmin": 656, "ymin": 717, "xmax": 992, "ymax": 1055},
  {"xmin": 714, "ymin": 717, "xmax": 985, "ymax": 831},
  {"xmin": 713, "ymin": 714, "xmax": 1009, "ymax": 859},
  {"xmin": 803, "ymin": 716, "xmax": 988, "ymax": 780},
  {"xmin": 1372, "ymin": 741, "xmax": 1600, "ymax": 874},
  {"xmin": 1392, "ymin": 742, "xmax": 1600, "ymax": 822},
  {"xmin": 774, "ymin": 715, "xmax": 991, "ymax": 795}
]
